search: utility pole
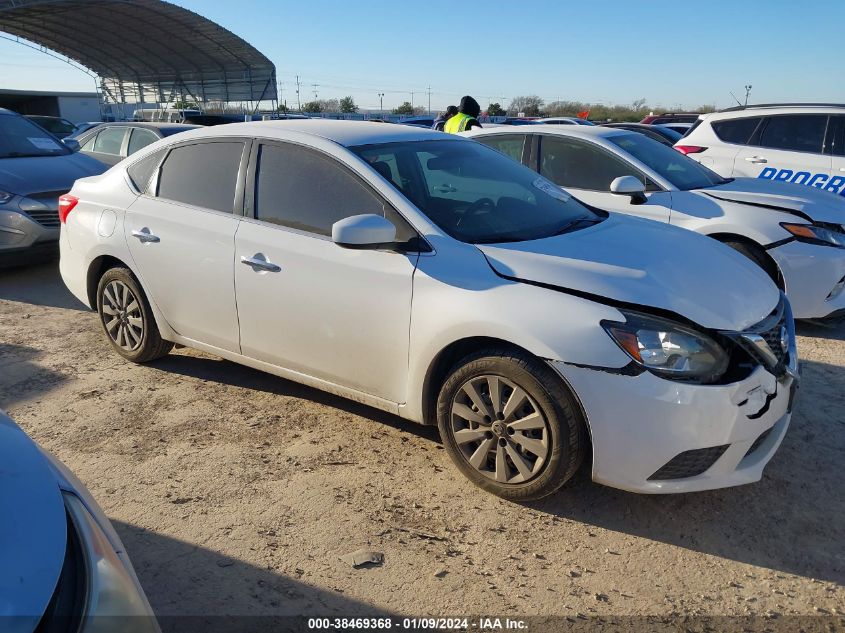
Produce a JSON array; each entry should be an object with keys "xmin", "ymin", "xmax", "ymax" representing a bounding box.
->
[
  {"xmin": 295, "ymin": 75, "xmax": 301, "ymax": 111},
  {"xmin": 378, "ymin": 92, "xmax": 384, "ymax": 115},
  {"xmin": 427, "ymin": 85, "xmax": 432, "ymax": 115},
  {"xmin": 312, "ymin": 84, "xmax": 318, "ymax": 100},
  {"xmin": 410, "ymin": 91, "xmax": 414, "ymax": 111}
]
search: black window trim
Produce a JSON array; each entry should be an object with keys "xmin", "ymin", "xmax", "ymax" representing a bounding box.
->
[
  {"xmin": 150, "ymin": 137, "xmax": 252, "ymax": 216},
  {"xmin": 748, "ymin": 114, "xmax": 830, "ymax": 156},
  {"xmin": 536, "ymin": 133, "xmax": 664, "ymax": 193},
  {"xmin": 243, "ymin": 137, "xmax": 431, "ymax": 252}
]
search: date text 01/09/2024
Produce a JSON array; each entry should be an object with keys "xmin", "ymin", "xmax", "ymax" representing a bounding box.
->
[{"xmin": 307, "ymin": 617, "xmax": 529, "ymax": 630}]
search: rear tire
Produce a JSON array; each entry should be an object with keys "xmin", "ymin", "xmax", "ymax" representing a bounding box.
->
[
  {"xmin": 436, "ymin": 348, "xmax": 586, "ymax": 501},
  {"xmin": 96, "ymin": 267, "xmax": 172, "ymax": 363}
]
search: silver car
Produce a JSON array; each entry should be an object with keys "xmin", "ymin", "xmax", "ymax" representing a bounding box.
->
[{"xmin": 0, "ymin": 108, "xmax": 105, "ymax": 266}]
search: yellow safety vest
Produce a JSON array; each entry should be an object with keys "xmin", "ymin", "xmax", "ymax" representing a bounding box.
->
[{"xmin": 444, "ymin": 112, "xmax": 474, "ymax": 134}]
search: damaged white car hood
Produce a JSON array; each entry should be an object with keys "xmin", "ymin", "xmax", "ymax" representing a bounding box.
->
[
  {"xmin": 700, "ymin": 178, "xmax": 845, "ymax": 225},
  {"xmin": 477, "ymin": 214, "xmax": 780, "ymax": 331}
]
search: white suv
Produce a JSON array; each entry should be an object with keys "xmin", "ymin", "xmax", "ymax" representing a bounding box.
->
[{"xmin": 677, "ymin": 104, "xmax": 845, "ymax": 195}]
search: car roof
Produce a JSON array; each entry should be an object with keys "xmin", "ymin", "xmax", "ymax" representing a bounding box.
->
[
  {"xmin": 705, "ymin": 104, "xmax": 845, "ymax": 120},
  {"xmin": 168, "ymin": 119, "xmax": 454, "ymax": 147},
  {"xmin": 93, "ymin": 121, "xmax": 202, "ymax": 130},
  {"xmin": 465, "ymin": 124, "xmax": 630, "ymax": 141}
]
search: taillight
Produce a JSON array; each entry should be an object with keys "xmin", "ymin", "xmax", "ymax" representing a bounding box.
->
[
  {"xmin": 674, "ymin": 145, "xmax": 707, "ymax": 155},
  {"xmin": 58, "ymin": 194, "xmax": 79, "ymax": 223}
]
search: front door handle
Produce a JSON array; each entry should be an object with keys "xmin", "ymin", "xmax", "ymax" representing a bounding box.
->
[
  {"xmin": 745, "ymin": 156, "xmax": 768, "ymax": 164},
  {"xmin": 131, "ymin": 228, "xmax": 160, "ymax": 243},
  {"xmin": 240, "ymin": 254, "xmax": 281, "ymax": 273},
  {"xmin": 839, "ymin": 167, "xmax": 845, "ymax": 172}
]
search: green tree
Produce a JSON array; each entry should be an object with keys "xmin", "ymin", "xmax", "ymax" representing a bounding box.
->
[
  {"xmin": 487, "ymin": 102, "xmax": 505, "ymax": 117},
  {"xmin": 302, "ymin": 101, "xmax": 322, "ymax": 113},
  {"xmin": 170, "ymin": 99, "xmax": 199, "ymax": 110},
  {"xmin": 339, "ymin": 96, "xmax": 358, "ymax": 113},
  {"xmin": 393, "ymin": 101, "xmax": 415, "ymax": 115}
]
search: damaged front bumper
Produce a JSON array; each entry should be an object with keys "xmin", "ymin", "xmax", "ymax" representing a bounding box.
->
[{"xmin": 552, "ymin": 359, "xmax": 797, "ymax": 494}]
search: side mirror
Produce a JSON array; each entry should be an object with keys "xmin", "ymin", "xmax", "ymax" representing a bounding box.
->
[
  {"xmin": 610, "ymin": 175, "xmax": 647, "ymax": 205},
  {"xmin": 62, "ymin": 137, "xmax": 80, "ymax": 152},
  {"xmin": 332, "ymin": 214, "xmax": 396, "ymax": 249}
]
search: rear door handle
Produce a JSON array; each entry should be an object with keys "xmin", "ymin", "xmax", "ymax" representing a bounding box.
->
[
  {"xmin": 131, "ymin": 228, "xmax": 159, "ymax": 243},
  {"xmin": 240, "ymin": 254, "xmax": 281, "ymax": 273},
  {"xmin": 839, "ymin": 167, "xmax": 845, "ymax": 172},
  {"xmin": 745, "ymin": 156, "xmax": 768, "ymax": 164}
]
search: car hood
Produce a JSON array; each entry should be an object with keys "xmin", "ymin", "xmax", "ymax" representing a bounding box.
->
[
  {"xmin": 477, "ymin": 214, "xmax": 779, "ymax": 331},
  {"xmin": 700, "ymin": 177, "xmax": 845, "ymax": 224},
  {"xmin": 0, "ymin": 412, "xmax": 66, "ymax": 629},
  {"xmin": 0, "ymin": 152, "xmax": 106, "ymax": 197}
]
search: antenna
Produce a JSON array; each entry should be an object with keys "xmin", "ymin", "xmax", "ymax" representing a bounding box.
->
[
  {"xmin": 744, "ymin": 84, "xmax": 753, "ymax": 107},
  {"xmin": 729, "ymin": 91, "xmax": 743, "ymax": 107}
]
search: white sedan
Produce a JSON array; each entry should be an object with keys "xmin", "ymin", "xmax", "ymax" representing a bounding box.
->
[
  {"xmin": 465, "ymin": 125, "xmax": 845, "ymax": 320},
  {"xmin": 60, "ymin": 120, "xmax": 797, "ymax": 499}
]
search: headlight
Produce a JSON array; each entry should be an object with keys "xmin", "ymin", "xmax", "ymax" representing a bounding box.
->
[
  {"xmin": 64, "ymin": 494, "xmax": 160, "ymax": 632},
  {"xmin": 781, "ymin": 222, "xmax": 845, "ymax": 248},
  {"xmin": 602, "ymin": 311, "xmax": 729, "ymax": 382}
]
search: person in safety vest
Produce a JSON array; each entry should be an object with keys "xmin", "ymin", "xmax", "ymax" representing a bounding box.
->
[
  {"xmin": 433, "ymin": 105, "xmax": 458, "ymax": 131},
  {"xmin": 443, "ymin": 96, "xmax": 483, "ymax": 134}
]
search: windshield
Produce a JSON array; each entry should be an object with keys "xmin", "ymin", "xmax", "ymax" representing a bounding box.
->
[
  {"xmin": 351, "ymin": 139, "xmax": 600, "ymax": 244},
  {"xmin": 609, "ymin": 133, "xmax": 725, "ymax": 190},
  {"xmin": 0, "ymin": 114, "xmax": 70, "ymax": 158},
  {"xmin": 29, "ymin": 117, "xmax": 76, "ymax": 135}
]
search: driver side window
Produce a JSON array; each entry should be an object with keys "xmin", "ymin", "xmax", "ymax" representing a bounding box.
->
[{"xmin": 539, "ymin": 136, "xmax": 645, "ymax": 191}]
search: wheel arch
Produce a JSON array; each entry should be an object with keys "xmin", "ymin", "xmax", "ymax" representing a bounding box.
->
[
  {"xmin": 706, "ymin": 231, "xmax": 785, "ymax": 289},
  {"xmin": 420, "ymin": 336, "xmax": 587, "ymax": 431},
  {"xmin": 85, "ymin": 254, "xmax": 176, "ymax": 341}
]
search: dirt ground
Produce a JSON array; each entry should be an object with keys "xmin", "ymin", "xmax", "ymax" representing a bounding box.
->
[{"xmin": 1, "ymin": 263, "xmax": 843, "ymax": 628}]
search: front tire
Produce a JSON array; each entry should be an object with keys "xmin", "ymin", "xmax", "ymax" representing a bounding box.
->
[
  {"xmin": 96, "ymin": 267, "xmax": 172, "ymax": 363},
  {"xmin": 722, "ymin": 240, "xmax": 781, "ymax": 287},
  {"xmin": 436, "ymin": 348, "xmax": 586, "ymax": 501}
]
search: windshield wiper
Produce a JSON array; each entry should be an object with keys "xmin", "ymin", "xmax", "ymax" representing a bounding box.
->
[
  {"xmin": 1, "ymin": 151, "xmax": 59, "ymax": 158},
  {"xmin": 550, "ymin": 216, "xmax": 603, "ymax": 236}
]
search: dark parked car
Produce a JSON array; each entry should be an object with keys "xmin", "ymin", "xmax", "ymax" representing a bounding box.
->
[
  {"xmin": 639, "ymin": 112, "xmax": 700, "ymax": 125},
  {"xmin": 74, "ymin": 122, "xmax": 199, "ymax": 166},
  {"xmin": 0, "ymin": 108, "xmax": 105, "ymax": 265},
  {"xmin": 24, "ymin": 115, "xmax": 78, "ymax": 139},
  {"xmin": 601, "ymin": 122, "xmax": 683, "ymax": 145}
]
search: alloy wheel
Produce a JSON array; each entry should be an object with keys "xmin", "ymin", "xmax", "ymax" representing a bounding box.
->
[
  {"xmin": 450, "ymin": 374, "xmax": 550, "ymax": 484},
  {"xmin": 101, "ymin": 280, "xmax": 144, "ymax": 352}
]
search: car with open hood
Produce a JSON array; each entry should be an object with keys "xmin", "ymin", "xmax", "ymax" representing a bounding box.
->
[
  {"xmin": 466, "ymin": 124, "xmax": 845, "ymax": 319},
  {"xmin": 60, "ymin": 120, "xmax": 797, "ymax": 499},
  {"xmin": 0, "ymin": 410, "xmax": 158, "ymax": 632},
  {"xmin": 0, "ymin": 108, "xmax": 106, "ymax": 266}
]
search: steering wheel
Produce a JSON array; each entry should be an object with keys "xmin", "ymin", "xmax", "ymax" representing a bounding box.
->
[{"xmin": 457, "ymin": 198, "xmax": 496, "ymax": 227}]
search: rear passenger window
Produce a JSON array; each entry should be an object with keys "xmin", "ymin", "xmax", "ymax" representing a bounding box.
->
[
  {"xmin": 157, "ymin": 142, "xmax": 244, "ymax": 213},
  {"xmin": 254, "ymin": 143, "xmax": 384, "ymax": 236},
  {"xmin": 539, "ymin": 136, "xmax": 645, "ymax": 191},
  {"xmin": 126, "ymin": 148, "xmax": 166, "ymax": 194},
  {"xmin": 711, "ymin": 117, "xmax": 762, "ymax": 145},
  {"xmin": 476, "ymin": 135, "xmax": 526, "ymax": 163},
  {"xmin": 92, "ymin": 127, "xmax": 126, "ymax": 155},
  {"xmin": 757, "ymin": 115, "xmax": 827, "ymax": 153}
]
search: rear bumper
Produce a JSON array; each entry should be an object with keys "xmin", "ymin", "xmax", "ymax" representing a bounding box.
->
[
  {"xmin": 769, "ymin": 240, "xmax": 845, "ymax": 319},
  {"xmin": 552, "ymin": 362, "xmax": 796, "ymax": 494}
]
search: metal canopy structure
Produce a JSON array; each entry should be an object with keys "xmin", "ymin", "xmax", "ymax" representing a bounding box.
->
[{"xmin": 0, "ymin": 0, "xmax": 277, "ymax": 108}]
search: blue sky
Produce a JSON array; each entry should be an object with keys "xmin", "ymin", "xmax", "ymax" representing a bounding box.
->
[{"xmin": 1, "ymin": 0, "xmax": 843, "ymax": 111}]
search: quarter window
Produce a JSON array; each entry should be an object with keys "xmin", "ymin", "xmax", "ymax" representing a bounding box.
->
[
  {"xmin": 127, "ymin": 128, "xmax": 159, "ymax": 155},
  {"xmin": 711, "ymin": 117, "xmax": 762, "ymax": 145},
  {"xmin": 539, "ymin": 136, "xmax": 645, "ymax": 191},
  {"xmin": 757, "ymin": 115, "xmax": 827, "ymax": 153},
  {"xmin": 254, "ymin": 143, "xmax": 385, "ymax": 237},
  {"xmin": 157, "ymin": 142, "xmax": 244, "ymax": 213},
  {"xmin": 126, "ymin": 148, "xmax": 166, "ymax": 194},
  {"xmin": 476, "ymin": 135, "xmax": 526, "ymax": 163},
  {"xmin": 92, "ymin": 127, "xmax": 126, "ymax": 155}
]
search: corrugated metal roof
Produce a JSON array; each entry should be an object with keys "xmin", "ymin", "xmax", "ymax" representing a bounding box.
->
[{"xmin": 0, "ymin": 0, "xmax": 277, "ymax": 104}]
